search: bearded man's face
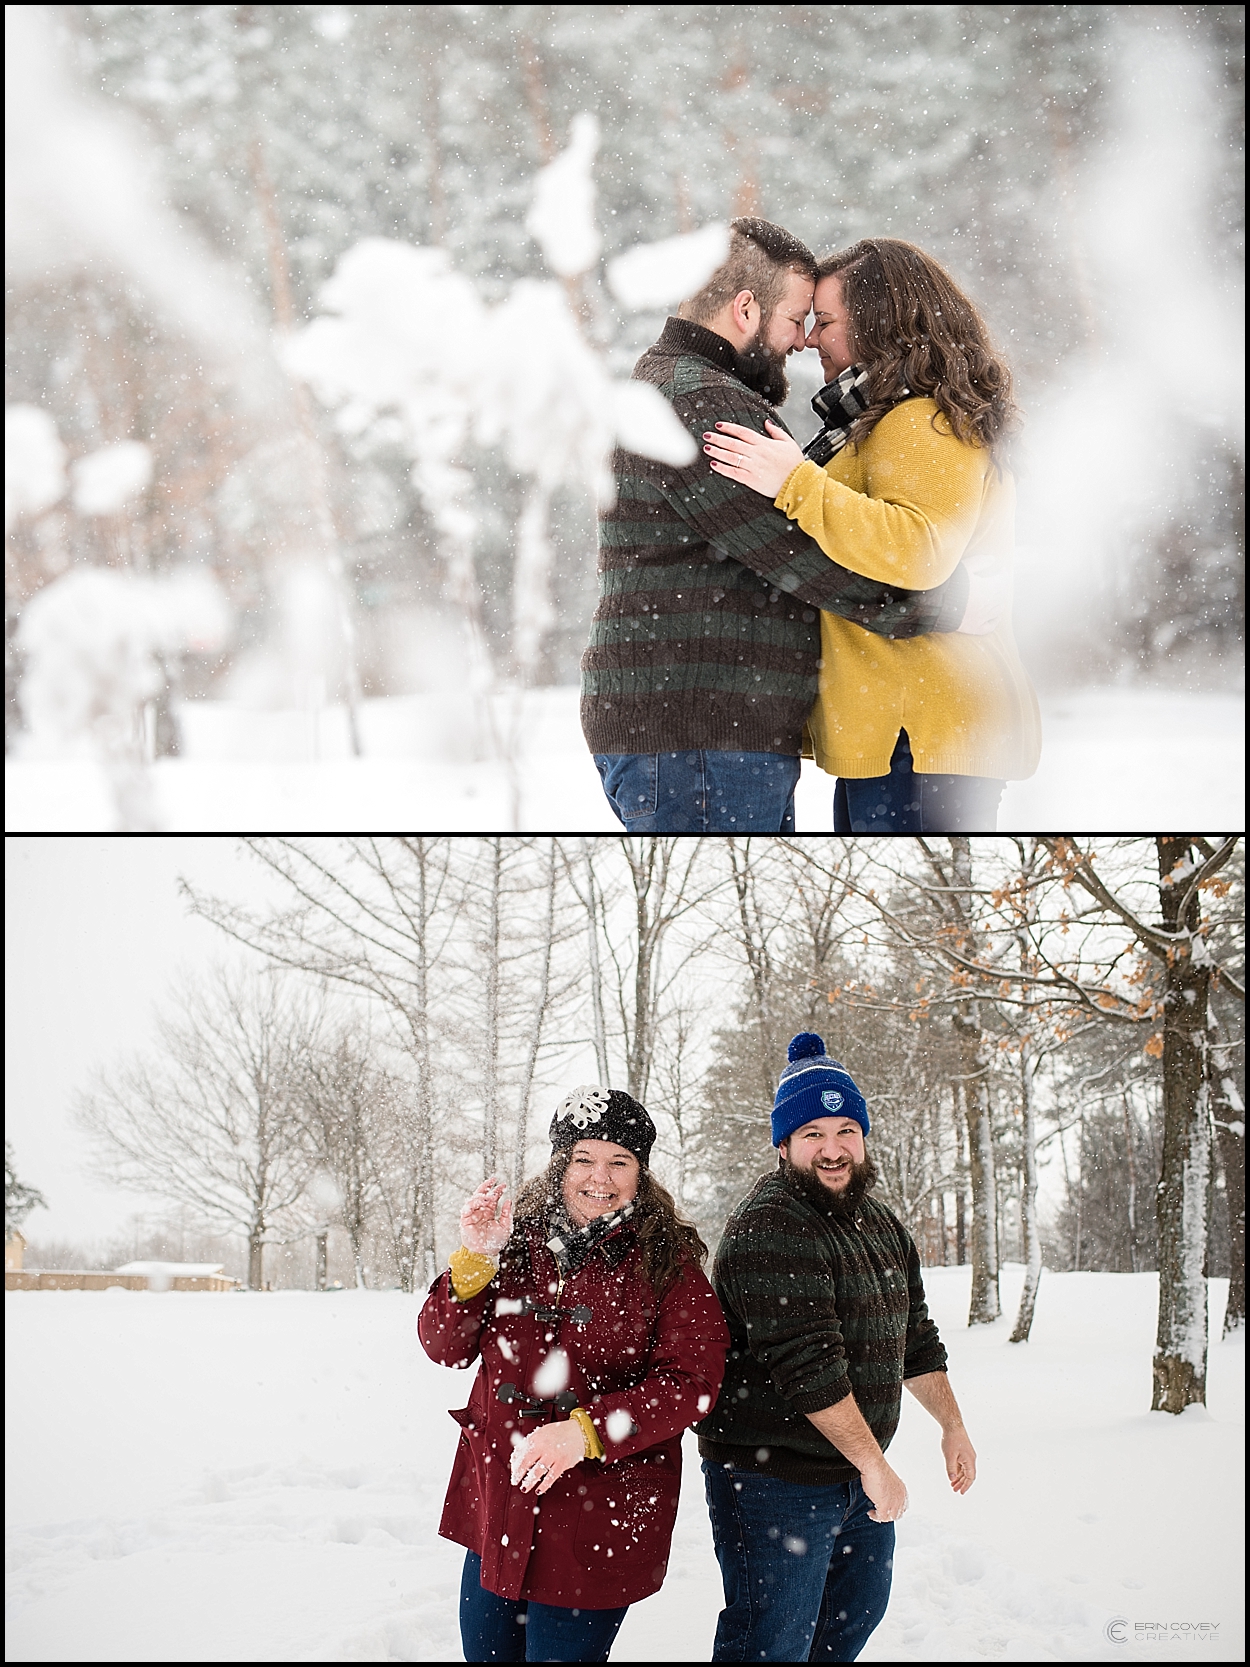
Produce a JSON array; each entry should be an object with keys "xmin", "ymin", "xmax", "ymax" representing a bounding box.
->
[
  {"xmin": 735, "ymin": 269, "xmax": 812, "ymax": 406},
  {"xmin": 782, "ymin": 1115, "xmax": 866, "ymax": 1189}
]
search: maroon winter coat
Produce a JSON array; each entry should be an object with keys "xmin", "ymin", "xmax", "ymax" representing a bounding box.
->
[{"xmin": 418, "ymin": 1217, "xmax": 729, "ymax": 1609}]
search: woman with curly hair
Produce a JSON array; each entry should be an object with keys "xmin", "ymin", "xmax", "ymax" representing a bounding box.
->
[
  {"xmin": 418, "ymin": 1085, "xmax": 729, "ymax": 1662},
  {"xmin": 702, "ymin": 237, "xmax": 1041, "ymax": 832}
]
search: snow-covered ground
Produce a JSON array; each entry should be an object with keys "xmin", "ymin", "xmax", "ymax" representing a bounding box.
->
[
  {"xmin": 5, "ymin": 1266, "xmax": 1243, "ymax": 1663},
  {"xmin": 5, "ymin": 684, "xmax": 1242, "ymax": 833}
]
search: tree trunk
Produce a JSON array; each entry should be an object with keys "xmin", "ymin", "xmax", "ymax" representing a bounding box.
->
[
  {"xmin": 624, "ymin": 840, "xmax": 669, "ymax": 1104},
  {"xmin": 248, "ymin": 1227, "xmax": 264, "ymax": 1291},
  {"xmin": 1209, "ymin": 1016, "xmax": 1244, "ymax": 1338},
  {"xmin": 953, "ymin": 1084, "xmax": 967, "ymax": 1265},
  {"xmin": 629, "ymin": 855, "xmax": 655, "ymax": 1102},
  {"xmin": 1011, "ymin": 1042, "xmax": 1042, "ymax": 1342},
  {"xmin": 482, "ymin": 838, "xmax": 503, "ymax": 1177},
  {"xmin": 413, "ymin": 844, "xmax": 438, "ymax": 1285},
  {"xmin": 947, "ymin": 839, "xmax": 999, "ymax": 1323},
  {"xmin": 1151, "ymin": 837, "xmax": 1212, "ymax": 1413},
  {"xmin": 580, "ymin": 840, "xmax": 611, "ymax": 1083},
  {"xmin": 388, "ymin": 839, "xmax": 440, "ymax": 1289},
  {"xmin": 1123, "ymin": 1090, "xmax": 1140, "ymax": 1273},
  {"xmin": 315, "ymin": 1230, "xmax": 328, "ymax": 1291},
  {"xmin": 964, "ymin": 1068, "xmax": 1001, "ymax": 1324},
  {"xmin": 512, "ymin": 842, "xmax": 557, "ymax": 1194}
]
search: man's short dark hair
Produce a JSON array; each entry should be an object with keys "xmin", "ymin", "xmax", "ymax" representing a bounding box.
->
[{"xmin": 679, "ymin": 217, "xmax": 816, "ymax": 329}]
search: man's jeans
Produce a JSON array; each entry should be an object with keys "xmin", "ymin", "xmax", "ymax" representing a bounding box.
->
[
  {"xmin": 594, "ymin": 751, "xmax": 800, "ymax": 833},
  {"xmin": 702, "ymin": 1461, "xmax": 894, "ymax": 1662},
  {"xmin": 833, "ymin": 729, "xmax": 1003, "ymax": 833}
]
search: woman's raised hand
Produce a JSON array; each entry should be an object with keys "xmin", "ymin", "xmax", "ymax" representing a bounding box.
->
[
  {"xmin": 702, "ymin": 419, "xmax": 806, "ymax": 499},
  {"xmin": 459, "ymin": 1177, "xmax": 513, "ymax": 1257}
]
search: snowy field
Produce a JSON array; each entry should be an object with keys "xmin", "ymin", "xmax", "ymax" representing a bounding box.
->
[
  {"xmin": 5, "ymin": 1267, "xmax": 1243, "ymax": 1663},
  {"xmin": 5, "ymin": 684, "xmax": 1243, "ymax": 834}
]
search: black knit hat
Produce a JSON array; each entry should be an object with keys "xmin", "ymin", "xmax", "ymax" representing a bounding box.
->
[{"xmin": 548, "ymin": 1085, "xmax": 656, "ymax": 1167}]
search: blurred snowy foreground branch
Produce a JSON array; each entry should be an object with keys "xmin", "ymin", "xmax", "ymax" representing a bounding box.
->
[
  {"xmin": 284, "ymin": 113, "xmax": 723, "ymax": 692},
  {"xmin": 8, "ymin": 88, "xmax": 726, "ymax": 829}
]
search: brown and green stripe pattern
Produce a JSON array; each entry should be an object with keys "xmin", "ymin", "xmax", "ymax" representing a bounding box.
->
[
  {"xmin": 580, "ymin": 318, "xmax": 968, "ymax": 758},
  {"xmin": 697, "ymin": 1169, "xmax": 948, "ymax": 1486}
]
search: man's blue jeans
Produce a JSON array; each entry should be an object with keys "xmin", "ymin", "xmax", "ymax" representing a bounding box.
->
[
  {"xmin": 593, "ymin": 751, "xmax": 800, "ymax": 832},
  {"xmin": 702, "ymin": 1461, "xmax": 894, "ymax": 1662}
]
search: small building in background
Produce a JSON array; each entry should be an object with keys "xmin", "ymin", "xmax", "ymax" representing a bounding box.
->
[
  {"xmin": 6, "ymin": 1258, "xmax": 239, "ymax": 1292},
  {"xmin": 5, "ymin": 1226, "xmax": 27, "ymax": 1272},
  {"xmin": 115, "ymin": 1261, "xmax": 239, "ymax": 1291}
]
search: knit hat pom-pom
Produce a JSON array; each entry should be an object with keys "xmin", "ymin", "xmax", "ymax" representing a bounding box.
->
[{"xmin": 787, "ymin": 1032, "xmax": 826, "ymax": 1062}]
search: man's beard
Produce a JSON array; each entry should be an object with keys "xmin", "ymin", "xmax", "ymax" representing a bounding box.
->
[
  {"xmin": 734, "ymin": 329, "xmax": 790, "ymax": 407},
  {"xmin": 783, "ymin": 1151, "xmax": 879, "ymax": 1218}
]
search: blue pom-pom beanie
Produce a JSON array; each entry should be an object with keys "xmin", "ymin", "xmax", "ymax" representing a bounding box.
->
[{"xmin": 771, "ymin": 1032, "xmax": 869, "ymax": 1147}]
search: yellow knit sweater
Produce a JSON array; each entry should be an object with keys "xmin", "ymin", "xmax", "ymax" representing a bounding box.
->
[{"xmin": 775, "ymin": 398, "xmax": 1042, "ymax": 780}]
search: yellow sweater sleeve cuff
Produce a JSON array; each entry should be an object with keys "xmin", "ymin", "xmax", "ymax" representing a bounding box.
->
[
  {"xmin": 774, "ymin": 457, "xmax": 821, "ymax": 516},
  {"xmin": 569, "ymin": 1406, "xmax": 606, "ymax": 1460},
  {"xmin": 449, "ymin": 1246, "xmax": 497, "ymax": 1301}
]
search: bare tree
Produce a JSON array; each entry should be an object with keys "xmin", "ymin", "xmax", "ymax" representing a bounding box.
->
[
  {"xmin": 299, "ymin": 1025, "xmax": 386, "ymax": 1288},
  {"xmin": 1209, "ymin": 1014, "xmax": 1245, "ymax": 1336},
  {"xmin": 511, "ymin": 838, "xmax": 561, "ymax": 1193},
  {"xmin": 76, "ymin": 968, "xmax": 322, "ymax": 1288},
  {"xmin": 183, "ymin": 838, "xmax": 462, "ymax": 1284},
  {"xmin": 593, "ymin": 838, "xmax": 723, "ymax": 1103},
  {"xmin": 1043, "ymin": 836, "xmax": 1241, "ymax": 1411},
  {"xmin": 558, "ymin": 839, "xmax": 613, "ymax": 1082},
  {"xmin": 649, "ymin": 1001, "xmax": 705, "ymax": 1210}
]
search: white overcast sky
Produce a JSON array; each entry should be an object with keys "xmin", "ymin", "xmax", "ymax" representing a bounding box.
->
[{"xmin": 5, "ymin": 837, "xmax": 280, "ymax": 1244}]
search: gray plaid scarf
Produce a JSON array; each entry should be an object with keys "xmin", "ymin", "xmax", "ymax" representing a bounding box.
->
[
  {"xmin": 546, "ymin": 1199, "xmax": 637, "ymax": 1277},
  {"xmin": 803, "ymin": 364, "xmax": 872, "ymax": 466}
]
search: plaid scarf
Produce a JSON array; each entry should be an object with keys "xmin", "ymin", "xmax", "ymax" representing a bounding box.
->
[
  {"xmin": 546, "ymin": 1199, "xmax": 637, "ymax": 1277},
  {"xmin": 802, "ymin": 364, "xmax": 872, "ymax": 466}
]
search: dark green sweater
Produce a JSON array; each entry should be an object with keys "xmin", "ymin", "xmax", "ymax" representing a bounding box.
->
[
  {"xmin": 580, "ymin": 318, "xmax": 969, "ymax": 757},
  {"xmin": 697, "ymin": 1169, "xmax": 948, "ymax": 1485}
]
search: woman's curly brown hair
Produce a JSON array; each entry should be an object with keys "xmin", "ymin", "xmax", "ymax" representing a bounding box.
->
[
  {"xmin": 504, "ymin": 1150, "xmax": 708, "ymax": 1300},
  {"xmin": 818, "ymin": 238, "xmax": 1019, "ymax": 460}
]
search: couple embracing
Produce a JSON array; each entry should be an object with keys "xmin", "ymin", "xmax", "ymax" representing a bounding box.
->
[
  {"xmin": 419, "ymin": 1034, "xmax": 977, "ymax": 1662},
  {"xmin": 581, "ymin": 218, "xmax": 1041, "ymax": 833}
]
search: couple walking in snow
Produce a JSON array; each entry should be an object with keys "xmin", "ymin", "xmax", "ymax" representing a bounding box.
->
[
  {"xmin": 419, "ymin": 1035, "xmax": 978, "ymax": 1662},
  {"xmin": 579, "ymin": 217, "xmax": 1041, "ymax": 833}
]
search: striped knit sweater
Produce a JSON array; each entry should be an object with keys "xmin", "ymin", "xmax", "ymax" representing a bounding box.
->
[
  {"xmin": 696, "ymin": 1168, "xmax": 948, "ymax": 1486},
  {"xmin": 580, "ymin": 318, "xmax": 969, "ymax": 757}
]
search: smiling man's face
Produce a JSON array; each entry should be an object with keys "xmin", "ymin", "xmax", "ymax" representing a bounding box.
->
[{"xmin": 781, "ymin": 1115, "xmax": 866, "ymax": 1191}]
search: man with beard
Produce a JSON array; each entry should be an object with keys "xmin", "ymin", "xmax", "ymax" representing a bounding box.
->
[
  {"xmin": 697, "ymin": 1032, "xmax": 977, "ymax": 1661},
  {"xmin": 581, "ymin": 217, "xmax": 970, "ymax": 832}
]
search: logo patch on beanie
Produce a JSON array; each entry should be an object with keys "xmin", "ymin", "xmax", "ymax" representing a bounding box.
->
[
  {"xmin": 554, "ymin": 1085, "xmax": 610, "ymax": 1130},
  {"xmin": 821, "ymin": 1090, "xmax": 845, "ymax": 1113}
]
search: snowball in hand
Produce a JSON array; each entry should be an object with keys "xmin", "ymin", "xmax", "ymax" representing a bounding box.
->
[
  {"xmin": 526, "ymin": 113, "xmax": 601, "ymax": 278},
  {"xmin": 531, "ymin": 1348, "xmax": 570, "ymax": 1399},
  {"xmin": 607, "ymin": 222, "xmax": 730, "ymax": 311}
]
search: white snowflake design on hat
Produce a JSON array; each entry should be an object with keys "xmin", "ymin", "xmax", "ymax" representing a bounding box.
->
[{"xmin": 554, "ymin": 1084, "xmax": 611, "ymax": 1129}]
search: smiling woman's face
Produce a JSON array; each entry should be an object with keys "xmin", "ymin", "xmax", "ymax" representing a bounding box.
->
[
  {"xmin": 805, "ymin": 273, "xmax": 855, "ymax": 380},
  {"xmin": 561, "ymin": 1139, "xmax": 641, "ymax": 1226}
]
